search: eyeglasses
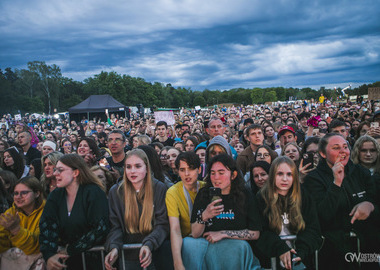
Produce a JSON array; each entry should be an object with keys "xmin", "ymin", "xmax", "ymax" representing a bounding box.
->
[
  {"xmin": 107, "ymin": 138, "xmax": 124, "ymax": 143},
  {"xmin": 13, "ymin": 190, "xmax": 33, "ymax": 197}
]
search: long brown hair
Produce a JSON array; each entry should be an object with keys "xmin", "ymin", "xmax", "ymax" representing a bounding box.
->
[
  {"xmin": 121, "ymin": 149, "xmax": 154, "ymax": 234},
  {"xmin": 59, "ymin": 154, "xmax": 105, "ymax": 191},
  {"xmin": 260, "ymin": 156, "xmax": 305, "ymax": 234}
]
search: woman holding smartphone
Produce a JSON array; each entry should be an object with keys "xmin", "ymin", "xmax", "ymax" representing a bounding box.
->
[
  {"xmin": 255, "ymin": 156, "xmax": 322, "ymax": 269},
  {"xmin": 188, "ymin": 154, "xmax": 261, "ymax": 269}
]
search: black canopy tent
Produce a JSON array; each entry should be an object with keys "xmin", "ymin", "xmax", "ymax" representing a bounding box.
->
[{"xmin": 68, "ymin": 95, "xmax": 129, "ymax": 122}]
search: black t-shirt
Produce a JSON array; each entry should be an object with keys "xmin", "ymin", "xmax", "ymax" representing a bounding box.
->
[
  {"xmin": 152, "ymin": 137, "xmax": 175, "ymax": 146},
  {"xmin": 106, "ymin": 156, "xmax": 125, "ymax": 176},
  {"xmin": 190, "ymin": 187, "xmax": 262, "ymax": 232}
]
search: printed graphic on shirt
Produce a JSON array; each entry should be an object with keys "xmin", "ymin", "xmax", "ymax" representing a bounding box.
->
[
  {"xmin": 352, "ymin": 191, "xmax": 366, "ymax": 198},
  {"xmin": 216, "ymin": 209, "xmax": 235, "ymax": 220}
]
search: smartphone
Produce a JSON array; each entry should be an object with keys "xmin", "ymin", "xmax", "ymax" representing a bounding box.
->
[
  {"xmin": 302, "ymin": 152, "xmax": 314, "ymax": 169},
  {"xmin": 209, "ymin": 187, "xmax": 222, "ymax": 206},
  {"xmin": 371, "ymin": 122, "xmax": 379, "ymax": 128}
]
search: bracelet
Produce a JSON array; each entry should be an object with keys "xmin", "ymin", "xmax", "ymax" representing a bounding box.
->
[{"xmin": 195, "ymin": 210, "xmax": 212, "ymax": 226}]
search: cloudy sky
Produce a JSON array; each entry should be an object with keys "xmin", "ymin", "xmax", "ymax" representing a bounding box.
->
[{"xmin": 1, "ymin": 0, "xmax": 379, "ymax": 91}]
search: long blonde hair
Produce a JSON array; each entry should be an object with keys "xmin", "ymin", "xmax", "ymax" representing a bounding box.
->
[
  {"xmin": 121, "ymin": 149, "xmax": 154, "ymax": 234},
  {"xmin": 260, "ymin": 156, "xmax": 305, "ymax": 234}
]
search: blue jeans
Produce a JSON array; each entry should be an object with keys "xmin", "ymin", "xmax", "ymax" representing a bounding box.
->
[{"xmin": 182, "ymin": 237, "xmax": 261, "ymax": 270}]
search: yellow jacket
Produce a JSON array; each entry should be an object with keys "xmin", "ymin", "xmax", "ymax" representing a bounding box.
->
[{"xmin": 0, "ymin": 200, "xmax": 45, "ymax": 255}]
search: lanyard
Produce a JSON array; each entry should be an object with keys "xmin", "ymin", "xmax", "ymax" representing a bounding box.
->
[{"xmin": 183, "ymin": 182, "xmax": 199, "ymax": 216}]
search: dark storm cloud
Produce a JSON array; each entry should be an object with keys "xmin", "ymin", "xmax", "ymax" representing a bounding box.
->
[{"xmin": 1, "ymin": 0, "xmax": 379, "ymax": 90}]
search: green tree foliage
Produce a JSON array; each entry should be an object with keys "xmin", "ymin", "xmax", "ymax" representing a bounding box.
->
[
  {"xmin": 27, "ymin": 61, "xmax": 62, "ymax": 114},
  {"xmin": 0, "ymin": 62, "xmax": 377, "ymax": 115},
  {"xmin": 251, "ymin": 88, "xmax": 264, "ymax": 104}
]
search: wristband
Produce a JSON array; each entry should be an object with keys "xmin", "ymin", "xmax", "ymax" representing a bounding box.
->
[{"xmin": 196, "ymin": 210, "xmax": 212, "ymax": 226}]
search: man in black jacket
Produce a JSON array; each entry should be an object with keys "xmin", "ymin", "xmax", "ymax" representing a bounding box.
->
[{"xmin": 18, "ymin": 130, "xmax": 41, "ymax": 165}]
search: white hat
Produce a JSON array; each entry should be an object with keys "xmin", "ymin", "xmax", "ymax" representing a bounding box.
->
[{"xmin": 42, "ymin": 140, "xmax": 57, "ymax": 151}]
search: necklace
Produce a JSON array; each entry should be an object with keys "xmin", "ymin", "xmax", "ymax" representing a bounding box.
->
[{"xmin": 281, "ymin": 212, "xmax": 289, "ymax": 225}]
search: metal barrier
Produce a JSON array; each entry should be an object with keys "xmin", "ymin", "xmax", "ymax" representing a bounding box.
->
[
  {"xmin": 350, "ymin": 231, "xmax": 360, "ymax": 267},
  {"xmin": 121, "ymin": 244, "xmax": 143, "ymax": 270},
  {"xmin": 270, "ymin": 235, "xmax": 297, "ymax": 270},
  {"xmin": 82, "ymin": 243, "xmax": 143, "ymax": 270},
  {"xmin": 270, "ymin": 232, "xmax": 361, "ymax": 270},
  {"xmin": 82, "ymin": 246, "xmax": 106, "ymax": 270}
]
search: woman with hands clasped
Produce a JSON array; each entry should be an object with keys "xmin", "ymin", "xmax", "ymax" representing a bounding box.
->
[
  {"xmin": 255, "ymin": 156, "xmax": 322, "ymax": 269},
  {"xmin": 0, "ymin": 176, "xmax": 45, "ymax": 269},
  {"xmin": 105, "ymin": 149, "xmax": 169, "ymax": 270},
  {"xmin": 303, "ymin": 133, "xmax": 380, "ymax": 269},
  {"xmin": 188, "ymin": 154, "xmax": 262, "ymax": 270}
]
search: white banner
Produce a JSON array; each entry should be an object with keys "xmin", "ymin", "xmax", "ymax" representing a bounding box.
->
[{"xmin": 154, "ymin": 111, "xmax": 175, "ymax": 125}]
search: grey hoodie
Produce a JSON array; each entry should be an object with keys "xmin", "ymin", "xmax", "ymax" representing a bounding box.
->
[{"xmin": 206, "ymin": 135, "xmax": 232, "ymax": 163}]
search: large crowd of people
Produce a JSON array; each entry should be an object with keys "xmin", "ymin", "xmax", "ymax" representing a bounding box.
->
[{"xmin": 0, "ymin": 97, "xmax": 379, "ymax": 270}]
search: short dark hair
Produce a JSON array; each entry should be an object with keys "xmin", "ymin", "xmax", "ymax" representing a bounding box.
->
[
  {"xmin": 329, "ymin": 119, "xmax": 346, "ymax": 132},
  {"xmin": 45, "ymin": 131, "xmax": 57, "ymax": 141},
  {"xmin": 156, "ymin": 121, "xmax": 168, "ymax": 128},
  {"xmin": 297, "ymin": 112, "xmax": 311, "ymax": 120},
  {"xmin": 109, "ymin": 130, "xmax": 126, "ymax": 141},
  {"xmin": 245, "ymin": 124, "xmax": 262, "ymax": 137},
  {"xmin": 175, "ymin": 151, "xmax": 201, "ymax": 170},
  {"xmin": 98, "ymin": 132, "xmax": 108, "ymax": 140},
  {"xmin": 301, "ymin": 137, "xmax": 320, "ymax": 155},
  {"xmin": 243, "ymin": 118, "xmax": 254, "ymax": 126}
]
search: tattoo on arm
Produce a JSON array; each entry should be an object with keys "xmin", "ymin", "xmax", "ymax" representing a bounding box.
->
[{"xmin": 222, "ymin": 229, "xmax": 254, "ymax": 239}]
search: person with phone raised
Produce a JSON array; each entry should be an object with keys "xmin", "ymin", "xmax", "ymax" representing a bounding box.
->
[
  {"xmin": 188, "ymin": 154, "xmax": 261, "ymax": 269},
  {"xmin": 165, "ymin": 151, "xmax": 206, "ymax": 270}
]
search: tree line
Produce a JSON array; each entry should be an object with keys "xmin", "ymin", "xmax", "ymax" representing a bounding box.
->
[{"xmin": 0, "ymin": 61, "xmax": 378, "ymax": 115}]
